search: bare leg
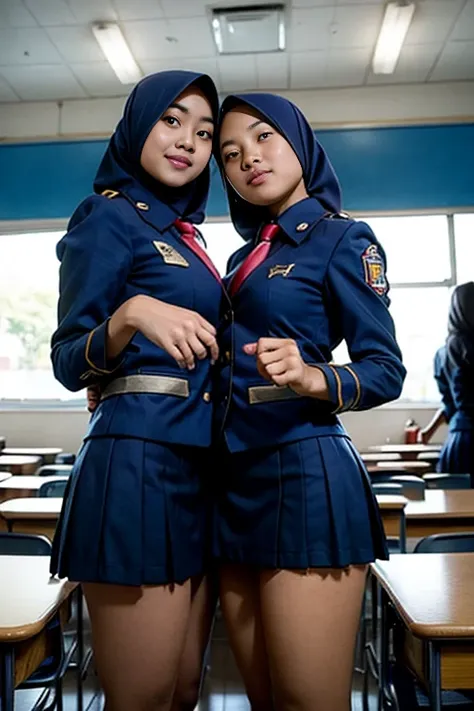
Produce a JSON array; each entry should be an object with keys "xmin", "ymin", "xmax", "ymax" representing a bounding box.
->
[
  {"xmin": 171, "ymin": 574, "xmax": 218, "ymax": 711},
  {"xmin": 84, "ymin": 581, "xmax": 192, "ymax": 711},
  {"xmin": 260, "ymin": 566, "xmax": 367, "ymax": 711},
  {"xmin": 219, "ymin": 564, "xmax": 274, "ymax": 711}
]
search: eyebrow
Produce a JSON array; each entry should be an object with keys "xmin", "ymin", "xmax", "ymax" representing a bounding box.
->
[
  {"xmin": 168, "ymin": 102, "xmax": 214, "ymax": 125},
  {"xmin": 220, "ymin": 119, "xmax": 265, "ymax": 151}
]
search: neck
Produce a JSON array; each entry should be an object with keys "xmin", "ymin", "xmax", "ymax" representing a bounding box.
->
[{"xmin": 267, "ymin": 178, "xmax": 309, "ymax": 218}]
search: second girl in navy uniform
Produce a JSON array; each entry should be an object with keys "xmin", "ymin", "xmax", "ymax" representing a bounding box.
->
[{"xmin": 214, "ymin": 94, "xmax": 406, "ymax": 710}]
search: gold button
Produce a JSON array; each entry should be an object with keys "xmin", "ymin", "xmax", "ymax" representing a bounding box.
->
[
  {"xmin": 225, "ymin": 351, "xmax": 231, "ymax": 362},
  {"xmin": 136, "ymin": 201, "xmax": 149, "ymax": 211},
  {"xmin": 203, "ymin": 392, "xmax": 211, "ymax": 403},
  {"xmin": 296, "ymin": 222, "xmax": 309, "ymax": 232}
]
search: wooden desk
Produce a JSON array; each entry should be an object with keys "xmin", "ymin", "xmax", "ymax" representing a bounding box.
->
[
  {"xmin": 370, "ymin": 460, "xmax": 431, "ymax": 474},
  {"xmin": 368, "ymin": 444, "xmax": 442, "ymax": 461},
  {"xmin": 0, "ymin": 477, "xmax": 61, "ymax": 504},
  {"xmin": 0, "ymin": 555, "xmax": 82, "ymax": 711},
  {"xmin": 406, "ymin": 490, "xmax": 474, "ymax": 537},
  {"xmin": 0, "ymin": 472, "xmax": 12, "ymax": 484},
  {"xmin": 2, "ymin": 448, "xmax": 63, "ymax": 465},
  {"xmin": 372, "ymin": 553, "xmax": 474, "ymax": 711},
  {"xmin": 0, "ymin": 456, "xmax": 42, "ymax": 475},
  {"xmin": 0, "ymin": 498, "xmax": 62, "ymax": 541},
  {"xmin": 361, "ymin": 453, "xmax": 402, "ymax": 464},
  {"xmin": 376, "ymin": 495, "xmax": 408, "ymax": 552}
]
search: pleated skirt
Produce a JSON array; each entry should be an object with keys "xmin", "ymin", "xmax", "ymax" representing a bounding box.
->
[
  {"xmin": 50, "ymin": 437, "xmax": 212, "ymax": 586},
  {"xmin": 438, "ymin": 429, "xmax": 474, "ymax": 485},
  {"xmin": 213, "ymin": 435, "xmax": 388, "ymax": 569}
]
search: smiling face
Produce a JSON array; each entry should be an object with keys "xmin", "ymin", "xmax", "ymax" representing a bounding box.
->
[
  {"xmin": 140, "ymin": 85, "xmax": 214, "ymax": 187},
  {"xmin": 219, "ymin": 105, "xmax": 308, "ymax": 216}
]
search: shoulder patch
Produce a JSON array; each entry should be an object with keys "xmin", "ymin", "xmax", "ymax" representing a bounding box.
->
[
  {"xmin": 153, "ymin": 241, "xmax": 190, "ymax": 267},
  {"xmin": 362, "ymin": 244, "xmax": 387, "ymax": 295}
]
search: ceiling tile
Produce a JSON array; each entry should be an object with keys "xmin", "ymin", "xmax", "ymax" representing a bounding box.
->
[
  {"xmin": 368, "ymin": 43, "xmax": 442, "ymax": 84},
  {"xmin": 160, "ymin": 0, "xmax": 207, "ymax": 18},
  {"xmin": 69, "ymin": 61, "xmax": 128, "ymax": 96},
  {"xmin": 429, "ymin": 39, "xmax": 474, "ymax": 81},
  {"xmin": 141, "ymin": 56, "xmax": 221, "ymax": 89},
  {"xmin": 113, "ymin": 0, "xmax": 164, "ymax": 21},
  {"xmin": 66, "ymin": 0, "xmax": 118, "ymax": 24},
  {"xmin": 24, "ymin": 0, "xmax": 77, "ymax": 26},
  {"xmin": 404, "ymin": 0, "xmax": 465, "ymax": 45},
  {"xmin": 450, "ymin": 0, "xmax": 474, "ymax": 41},
  {"xmin": 0, "ymin": 1, "xmax": 37, "ymax": 28},
  {"xmin": 0, "ymin": 75, "xmax": 20, "ymax": 101},
  {"xmin": 46, "ymin": 25, "xmax": 105, "ymax": 62},
  {"xmin": 290, "ymin": 4, "xmax": 383, "ymax": 51},
  {"xmin": 218, "ymin": 54, "xmax": 258, "ymax": 92},
  {"xmin": 0, "ymin": 28, "xmax": 63, "ymax": 65},
  {"xmin": 290, "ymin": 7, "xmax": 337, "ymax": 51},
  {"xmin": 290, "ymin": 47, "xmax": 370, "ymax": 89},
  {"xmin": 0, "ymin": 63, "xmax": 87, "ymax": 100},
  {"xmin": 124, "ymin": 17, "xmax": 215, "ymax": 60},
  {"xmin": 256, "ymin": 52, "xmax": 288, "ymax": 89}
]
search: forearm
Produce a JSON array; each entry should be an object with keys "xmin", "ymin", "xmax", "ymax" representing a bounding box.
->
[
  {"xmin": 106, "ymin": 296, "xmax": 141, "ymax": 359},
  {"xmin": 420, "ymin": 408, "xmax": 447, "ymax": 440}
]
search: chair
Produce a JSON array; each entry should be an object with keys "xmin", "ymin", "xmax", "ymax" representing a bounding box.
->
[
  {"xmin": 423, "ymin": 473, "xmax": 471, "ymax": 490},
  {"xmin": 414, "ymin": 532, "xmax": 474, "ymax": 554},
  {"xmin": 54, "ymin": 453, "xmax": 75, "ymax": 465},
  {"xmin": 0, "ymin": 531, "xmax": 52, "ymax": 556},
  {"xmin": 374, "ymin": 474, "xmax": 426, "ymax": 501},
  {"xmin": 371, "ymin": 482, "xmax": 404, "ymax": 496},
  {"xmin": 39, "ymin": 479, "xmax": 69, "ymax": 498},
  {"xmin": 37, "ymin": 465, "xmax": 73, "ymax": 477}
]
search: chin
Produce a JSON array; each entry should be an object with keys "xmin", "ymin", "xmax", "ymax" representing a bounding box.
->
[{"xmin": 242, "ymin": 186, "xmax": 286, "ymax": 208}]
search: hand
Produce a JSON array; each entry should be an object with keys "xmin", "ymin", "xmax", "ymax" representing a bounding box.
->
[
  {"xmin": 243, "ymin": 338, "xmax": 329, "ymax": 398},
  {"xmin": 417, "ymin": 429, "xmax": 431, "ymax": 445},
  {"xmin": 86, "ymin": 385, "xmax": 101, "ymax": 413},
  {"xmin": 128, "ymin": 295, "xmax": 219, "ymax": 370}
]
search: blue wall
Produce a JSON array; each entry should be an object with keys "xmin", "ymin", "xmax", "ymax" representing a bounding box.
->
[{"xmin": 1, "ymin": 123, "xmax": 473, "ymax": 221}]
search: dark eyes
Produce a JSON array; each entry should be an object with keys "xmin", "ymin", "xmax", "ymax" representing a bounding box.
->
[
  {"xmin": 223, "ymin": 131, "xmax": 273, "ymax": 162},
  {"xmin": 257, "ymin": 131, "xmax": 272, "ymax": 142},
  {"xmin": 162, "ymin": 115, "xmax": 213, "ymax": 140}
]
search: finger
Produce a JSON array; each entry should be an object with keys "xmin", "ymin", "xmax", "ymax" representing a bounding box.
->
[
  {"xmin": 187, "ymin": 333, "xmax": 209, "ymax": 361},
  {"xmin": 264, "ymin": 360, "xmax": 288, "ymax": 377},
  {"xmin": 174, "ymin": 338, "xmax": 195, "ymax": 370},
  {"xmin": 258, "ymin": 348, "xmax": 290, "ymax": 366},
  {"xmin": 197, "ymin": 316, "xmax": 217, "ymax": 336},
  {"xmin": 257, "ymin": 338, "xmax": 294, "ymax": 354},
  {"xmin": 271, "ymin": 371, "xmax": 298, "ymax": 387},
  {"xmin": 197, "ymin": 328, "xmax": 220, "ymax": 363},
  {"xmin": 257, "ymin": 360, "xmax": 273, "ymax": 381},
  {"xmin": 243, "ymin": 343, "xmax": 258, "ymax": 355},
  {"xmin": 167, "ymin": 344, "xmax": 187, "ymax": 370}
]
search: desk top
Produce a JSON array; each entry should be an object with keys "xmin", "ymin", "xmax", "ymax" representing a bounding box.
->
[
  {"xmin": 373, "ymin": 553, "xmax": 474, "ymax": 638},
  {"xmin": 369, "ymin": 444, "xmax": 442, "ymax": 459},
  {"xmin": 361, "ymin": 453, "xmax": 402, "ymax": 463},
  {"xmin": 0, "ymin": 455, "xmax": 42, "ymax": 469},
  {"xmin": 2, "ymin": 448, "xmax": 62, "ymax": 458},
  {"xmin": 0, "ymin": 476, "xmax": 60, "ymax": 490},
  {"xmin": 375, "ymin": 461, "xmax": 431, "ymax": 472},
  {"xmin": 376, "ymin": 495, "xmax": 409, "ymax": 511},
  {"xmin": 0, "ymin": 472, "xmax": 12, "ymax": 483},
  {"xmin": 0, "ymin": 497, "xmax": 62, "ymax": 519},
  {"xmin": 0, "ymin": 556, "xmax": 75, "ymax": 642},
  {"xmin": 406, "ymin": 490, "xmax": 474, "ymax": 519}
]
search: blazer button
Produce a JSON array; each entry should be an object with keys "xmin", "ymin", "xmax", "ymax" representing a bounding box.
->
[
  {"xmin": 203, "ymin": 392, "xmax": 211, "ymax": 403},
  {"xmin": 225, "ymin": 351, "xmax": 231, "ymax": 362}
]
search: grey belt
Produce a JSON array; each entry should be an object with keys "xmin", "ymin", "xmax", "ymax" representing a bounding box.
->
[
  {"xmin": 101, "ymin": 374, "xmax": 189, "ymax": 400},
  {"xmin": 248, "ymin": 384, "xmax": 301, "ymax": 404}
]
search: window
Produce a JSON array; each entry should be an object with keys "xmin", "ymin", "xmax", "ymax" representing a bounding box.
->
[{"xmin": 454, "ymin": 214, "xmax": 474, "ymax": 286}]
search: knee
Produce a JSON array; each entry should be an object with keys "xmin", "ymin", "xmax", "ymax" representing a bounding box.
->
[{"xmin": 171, "ymin": 680, "xmax": 201, "ymax": 711}]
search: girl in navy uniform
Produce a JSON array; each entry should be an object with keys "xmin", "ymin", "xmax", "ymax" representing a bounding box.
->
[
  {"xmin": 419, "ymin": 282, "xmax": 474, "ymax": 485},
  {"xmin": 51, "ymin": 71, "xmax": 221, "ymax": 711},
  {"xmin": 214, "ymin": 94, "xmax": 406, "ymax": 710}
]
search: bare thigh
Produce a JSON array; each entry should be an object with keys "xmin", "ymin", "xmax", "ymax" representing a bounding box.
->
[
  {"xmin": 84, "ymin": 581, "xmax": 192, "ymax": 711},
  {"xmin": 171, "ymin": 574, "xmax": 218, "ymax": 711},
  {"xmin": 260, "ymin": 566, "xmax": 367, "ymax": 711},
  {"xmin": 220, "ymin": 564, "xmax": 274, "ymax": 711}
]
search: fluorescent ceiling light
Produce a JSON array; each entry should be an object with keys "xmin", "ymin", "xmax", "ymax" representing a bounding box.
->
[
  {"xmin": 211, "ymin": 4, "xmax": 286, "ymax": 55},
  {"xmin": 92, "ymin": 22, "xmax": 143, "ymax": 85},
  {"xmin": 372, "ymin": 1, "xmax": 415, "ymax": 75}
]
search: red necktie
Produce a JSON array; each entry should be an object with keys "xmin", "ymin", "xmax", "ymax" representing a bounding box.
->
[
  {"xmin": 174, "ymin": 219, "xmax": 222, "ymax": 284},
  {"xmin": 229, "ymin": 223, "xmax": 280, "ymax": 297}
]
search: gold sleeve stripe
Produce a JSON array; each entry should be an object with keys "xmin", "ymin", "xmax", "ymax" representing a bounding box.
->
[
  {"xmin": 342, "ymin": 365, "xmax": 361, "ymax": 409},
  {"xmin": 84, "ymin": 329, "xmax": 115, "ymax": 375},
  {"xmin": 328, "ymin": 364, "xmax": 343, "ymax": 414}
]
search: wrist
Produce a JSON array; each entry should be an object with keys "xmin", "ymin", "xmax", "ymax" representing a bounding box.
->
[
  {"xmin": 301, "ymin": 365, "xmax": 330, "ymax": 400},
  {"xmin": 122, "ymin": 295, "xmax": 146, "ymax": 331}
]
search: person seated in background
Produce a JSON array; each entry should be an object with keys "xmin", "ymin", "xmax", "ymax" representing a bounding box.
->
[{"xmin": 419, "ymin": 282, "xmax": 474, "ymax": 486}]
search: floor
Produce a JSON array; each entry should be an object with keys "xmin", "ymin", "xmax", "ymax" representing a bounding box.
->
[{"xmin": 14, "ymin": 613, "xmax": 378, "ymax": 711}]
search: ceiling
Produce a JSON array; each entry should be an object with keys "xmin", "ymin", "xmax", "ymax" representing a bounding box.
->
[{"xmin": 0, "ymin": 0, "xmax": 473, "ymax": 102}]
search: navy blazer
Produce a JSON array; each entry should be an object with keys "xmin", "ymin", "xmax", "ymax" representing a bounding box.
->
[
  {"xmin": 51, "ymin": 191, "xmax": 223, "ymax": 447},
  {"xmin": 215, "ymin": 197, "xmax": 406, "ymax": 452},
  {"xmin": 434, "ymin": 346, "xmax": 474, "ymax": 432}
]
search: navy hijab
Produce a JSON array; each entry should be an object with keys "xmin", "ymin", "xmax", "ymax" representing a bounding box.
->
[
  {"xmin": 447, "ymin": 282, "xmax": 474, "ymax": 367},
  {"xmin": 217, "ymin": 93, "xmax": 342, "ymax": 241},
  {"xmin": 94, "ymin": 70, "xmax": 219, "ymax": 224}
]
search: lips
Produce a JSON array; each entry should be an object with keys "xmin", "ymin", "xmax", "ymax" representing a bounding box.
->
[
  {"xmin": 247, "ymin": 169, "xmax": 270, "ymax": 186},
  {"xmin": 166, "ymin": 155, "xmax": 193, "ymax": 170}
]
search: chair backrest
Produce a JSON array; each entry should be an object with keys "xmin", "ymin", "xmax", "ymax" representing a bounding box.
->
[
  {"xmin": 384, "ymin": 475, "xmax": 426, "ymax": 500},
  {"xmin": 55, "ymin": 453, "xmax": 76, "ymax": 465},
  {"xmin": 423, "ymin": 473, "xmax": 471, "ymax": 490},
  {"xmin": 414, "ymin": 533, "xmax": 474, "ymax": 554},
  {"xmin": 372, "ymin": 482, "xmax": 404, "ymax": 496},
  {"xmin": 0, "ymin": 532, "xmax": 52, "ymax": 555},
  {"xmin": 37, "ymin": 464, "xmax": 73, "ymax": 477},
  {"xmin": 39, "ymin": 478, "xmax": 69, "ymax": 498}
]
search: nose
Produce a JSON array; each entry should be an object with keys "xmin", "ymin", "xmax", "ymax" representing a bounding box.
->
[
  {"xmin": 241, "ymin": 147, "xmax": 261, "ymax": 170},
  {"xmin": 176, "ymin": 129, "xmax": 195, "ymax": 154}
]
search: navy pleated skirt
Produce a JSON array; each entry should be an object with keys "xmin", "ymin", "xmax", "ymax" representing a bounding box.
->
[
  {"xmin": 213, "ymin": 435, "xmax": 388, "ymax": 569},
  {"xmin": 50, "ymin": 437, "xmax": 212, "ymax": 586},
  {"xmin": 438, "ymin": 429, "xmax": 474, "ymax": 485}
]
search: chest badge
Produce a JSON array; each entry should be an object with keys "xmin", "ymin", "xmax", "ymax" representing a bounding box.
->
[
  {"xmin": 153, "ymin": 241, "xmax": 190, "ymax": 267},
  {"xmin": 362, "ymin": 244, "xmax": 387, "ymax": 295},
  {"xmin": 268, "ymin": 263, "xmax": 295, "ymax": 279}
]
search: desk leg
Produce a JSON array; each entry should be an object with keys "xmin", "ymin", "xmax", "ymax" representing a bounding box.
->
[
  {"xmin": 0, "ymin": 646, "xmax": 15, "ymax": 711},
  {"xmin": 428, "ymin": 642, "xmax": 441, "ymax": 711},
  {"xmin": 399, "ymin": 512, "xmax": 406, "ymax": 554},
  {"xmin": 378, "ymin": 588, "xmax": 388, "ymax": 711},
  {"xmin": 76, "ymin": 587, "xmax": 84, "ymax": 711}
]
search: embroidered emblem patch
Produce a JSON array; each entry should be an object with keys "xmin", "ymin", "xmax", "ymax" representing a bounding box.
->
[
  {"xmin": 153, "ymin": 241, "xmax": 190, "ymax": 267},
  {"xmin": 268, "ymin": 264, "xmax": 295, "ymax": 279},
  {"xmin": 362, "ymin": 245, "xmax": 387, "ymax": 295}
]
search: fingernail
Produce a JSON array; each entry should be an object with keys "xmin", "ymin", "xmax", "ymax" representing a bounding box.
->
[
  {"xmin": 211, "ymin": 359, "xmax": 216, "ymax": 366},
  {"xmin": 188, "ymin": 364, "xmax": 195, "ymax": 370}
]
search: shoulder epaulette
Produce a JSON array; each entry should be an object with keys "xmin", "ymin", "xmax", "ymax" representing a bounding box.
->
[{"xmin": 101, "ymin": 189, "xmax": 120, "ymax": 199}]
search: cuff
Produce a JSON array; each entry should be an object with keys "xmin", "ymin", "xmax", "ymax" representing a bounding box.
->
[
  {"xmin": 315, "ymin": 364, "xmax": 361, "ymax": 414},
  {"xmin": 84, "ymin": 320, "xmax": 124, "ymax": 376}
]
